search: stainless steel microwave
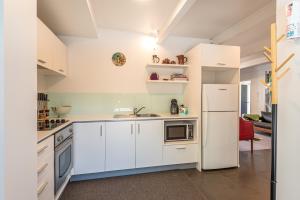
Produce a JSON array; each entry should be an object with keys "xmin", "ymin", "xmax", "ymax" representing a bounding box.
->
[{"xmin": 165, "ymin": 121, "xmax": 194, "ymax": 141}]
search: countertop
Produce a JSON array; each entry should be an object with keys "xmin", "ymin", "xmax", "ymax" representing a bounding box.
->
[{"xmin": 37, "ymin": 113, "xmax": 199, "ymax": 143}]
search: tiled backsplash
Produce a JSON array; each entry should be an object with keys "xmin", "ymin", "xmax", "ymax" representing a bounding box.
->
[{"xmin": 48, "ymin": 93, "xmax": 184, "ymax": 115}]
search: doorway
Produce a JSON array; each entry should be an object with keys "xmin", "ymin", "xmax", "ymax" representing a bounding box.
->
[{"xmin": 240, "ymin": 81, "xmax": 251, "ymax": 116}]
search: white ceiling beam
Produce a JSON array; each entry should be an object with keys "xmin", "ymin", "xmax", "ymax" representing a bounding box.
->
[
  {"xmin": 157, "ymin": 0, "xmax": 197, "ymax": 44},
  {"xmin": 86, "ymin": 0, "xmax": 99, "ymax": 37},
  {"xmin": 240, "ymin": 54, "xmax": 269, "ymax": 69},
  {"xmin": 212, "ymin": 1, "xmax": 275, "ymax": 44}
]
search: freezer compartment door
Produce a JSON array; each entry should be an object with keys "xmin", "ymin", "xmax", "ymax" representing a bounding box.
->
[
  {"xmin": 202, "ymin": 111, "xmax": 238, "ymax": 170},
  {"xmin": 202, "ymin": 84, "xmax": 238, "ymax": 111}
]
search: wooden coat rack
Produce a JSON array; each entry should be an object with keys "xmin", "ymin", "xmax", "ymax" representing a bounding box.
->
[{"xmin": 260, "ymin": 23, "xmax": 295, "ymax": 200}]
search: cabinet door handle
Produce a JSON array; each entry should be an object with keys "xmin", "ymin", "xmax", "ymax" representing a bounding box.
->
[
  {"xmin": 131, "ymin": 124, "xmax": 133, "ymax": 135},
  {"xmin": 38, "ymin": 59, "xmax": 47, "ymax": 64},
  {"xmin": 37, "ymin": 181, "xmax": 48, "ymax": 196},
  {"xmin": 217, "ymin": 62, "xmax": 226, "ymax": 66},
  {"xmin": 37, "ymin": 145, "xmax": 48, "ymax": 154},
  {"xmin": 100, "ymin": 125, "xmax": 103, "ymax": 136},
  {"xmin": 176, "ymin": 146, "xmax": 187, "ymax": 150},
  {"xmin": 37, "ymin": 163, "xmax": 48, "ymax": 174},
  {"xmin": 138, "ymin": 124, "xmax": 140, "ymax": 134}
]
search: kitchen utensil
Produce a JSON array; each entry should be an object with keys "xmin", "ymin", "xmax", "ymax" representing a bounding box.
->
[{"xmin": 176, "ymin": 55, "xmax": 188, "ymax": 65}]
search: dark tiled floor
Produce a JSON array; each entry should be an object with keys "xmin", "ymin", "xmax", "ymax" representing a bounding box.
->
[{"xmin": 60, "ymin": 150, "xmax": 270, "ymax": 200}]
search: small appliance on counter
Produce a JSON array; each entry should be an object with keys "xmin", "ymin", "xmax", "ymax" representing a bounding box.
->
[
  {"xmin": 170, "ymin": 99, "xmax": 179, "ymax": 115},
  {"xmin": 164, "ymin": 121, "xmax": 194, "ymax": 142}
]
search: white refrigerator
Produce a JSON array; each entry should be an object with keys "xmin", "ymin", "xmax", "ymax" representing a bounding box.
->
[{"xmin": 202, "ymin": 84, "xmax": 239, "ymax": 170}]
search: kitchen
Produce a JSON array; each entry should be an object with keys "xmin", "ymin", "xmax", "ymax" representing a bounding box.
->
[
  {"xmin": 3, "ymin": 0, "xmax": 288, "ymax": 200},
  {"xmin": 36, "ymin": 6, "xmax": 241, "ymax": 199}
]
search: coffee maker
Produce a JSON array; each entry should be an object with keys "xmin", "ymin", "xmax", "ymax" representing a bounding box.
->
[{"xmin": 170, "ymin": 99, "xmax": 179, "ymax": 115}]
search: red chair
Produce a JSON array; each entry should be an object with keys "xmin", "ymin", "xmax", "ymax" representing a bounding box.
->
[{"xmin": 239, "ymin": 117, "xmax": 255, "ymax": 153}]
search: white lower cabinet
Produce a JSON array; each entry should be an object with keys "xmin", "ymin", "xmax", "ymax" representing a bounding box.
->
[
  {"xmin": 105, "ymin": 121, "xmax": 136, "ymax": 171},
  {"xmin": 72, "ymin": 119, "xmax": 198, "ymax": 175},
  {"xmin": 37, "ymin": 136, "xmax": 54, "ymax": 200},
  {"xmin": 136, "ymin": 120, "xmax": 164, "ymax": 168},
  {"xmin": 73, "ymin": 122, "xmax": 105, "ymax": 175},
  {"xmin": 163, "ymin": 144, "xmax": 198, "ymax": 165}
]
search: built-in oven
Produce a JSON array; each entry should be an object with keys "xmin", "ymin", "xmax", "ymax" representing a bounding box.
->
[
  {"xmin": 165, "ymin": 121, "xmax": 194, "ymax": 142},
  {"xmin": 55, "ymin": 124, "xmax": 73, "ymax": 194}
]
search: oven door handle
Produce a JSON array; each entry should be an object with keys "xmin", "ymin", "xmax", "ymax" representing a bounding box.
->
[{"xmin": 55, "ymin": 136, "xmax": 73, "ymax": 152}]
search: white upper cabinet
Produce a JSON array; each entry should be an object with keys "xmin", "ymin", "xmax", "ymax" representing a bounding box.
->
[
  {"xmin": 37, "ymin": 18, "xmax": 68, "ymax": 76},
  {"xmin": 37, "ymin": 19, "xmax": 53, "ymax": 69},
  {"xmin": 105, "ymin": 121, "xmax": 136, "ymax": 171},
  {"xmin": 200, "ymin": 44, "xmax": 240, "ymax": 68},
  {"xmin": 53, "ymin": 37, "xmax": 67, "ymax": 75},
  {"xmin": 136, "ymin": 120, "xmax": 164, "ymax": 168},
  {"xmin": 73, "ymin": 122, "xmax": 106, "ymax": 175}
]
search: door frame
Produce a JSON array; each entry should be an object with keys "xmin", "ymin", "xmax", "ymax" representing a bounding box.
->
[{"xmin": 240, "ymin": 81, "xmax": 251, "ymax": 116}]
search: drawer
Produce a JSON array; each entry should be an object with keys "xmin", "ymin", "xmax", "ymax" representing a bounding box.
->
[
  {"xmin": 37, "ymin": 161, "xmax": 54, "ymax": 200},
  {"xmin": 163, "ymin": 144, "xmax": 198, "ymax": 165},
  {"xmin": 37, "ymin": 160, "xmax": 53, "ymax": 186},
  {"xmin": 37, "ymin": 178, "xmax": 54, "ymax": 200},
  {"xmin": 37, "ymin": 136, "xmax": 54, "ymax": 165}
]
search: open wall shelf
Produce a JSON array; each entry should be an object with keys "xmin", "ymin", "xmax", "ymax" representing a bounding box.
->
[
  {"xmin": 146, "ymin": 80, "xmax": 189, "ymax": 84},
  {"xmin": 147, "ymin": 63, "xmax": 189, "ymax": 69}
]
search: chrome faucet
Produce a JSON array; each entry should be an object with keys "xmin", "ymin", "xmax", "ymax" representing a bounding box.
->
[{"xmin": 133, "ymin": 106, "xmax": 146, "ymax": 115}]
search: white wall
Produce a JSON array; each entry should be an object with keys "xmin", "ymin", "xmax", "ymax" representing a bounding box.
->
[
  {"xmin": 1, "ymin": 0, "xmax": 37, "ymax": 200},
  {"xmin": 277, "ymin": 0, "xmax": 300, "ymax": 199},
  {"xmin": 43, "ymin": 29, "xmax": 209, "ymax": 93},
  {"xmin": 240, "ymin": 63, "xmax": 271, "ymax": 114},
  {"xmin": 0, "ymin": 1, "xmax": 4, "ymax": 199}
]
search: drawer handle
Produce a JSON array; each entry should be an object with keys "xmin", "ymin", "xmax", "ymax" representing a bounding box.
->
[
  {"xmin": 59, "ymin": 69, "xmax": 64, "ymax": 72},
  {"xmin": 217, "ymin": 62, "xmax": 226, "ymax": 66},
  {"xmin": 100, "ymin": 125, "xmax": 103, "ymax": 136},
  {"xmin": 176, "ymin": 146, "xmax": 187, "ymax": 150},
  {"xmin": 37, "ymin": 145, "xmax": 48, "ymax": 154},
  {"xmin": 38, "ymin": 59, "xmax": 47, "ymax": 64},
  {"xmin": 37, "ymin": 181, "xmax": 48, "ymax": 196},
  {"xmin": 37, "ymin": 163, "xmax": 48, "ymax": 174}
]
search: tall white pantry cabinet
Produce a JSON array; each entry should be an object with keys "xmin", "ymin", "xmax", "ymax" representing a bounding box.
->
[{"xmin": 184, "ymin": 43, "xmax": 240, "ymax": 169}]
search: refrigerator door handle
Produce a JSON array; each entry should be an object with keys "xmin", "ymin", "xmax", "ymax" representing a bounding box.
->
[{"xmin": 203, "ymin": 111, "xmax": 209, "ymax": 148}]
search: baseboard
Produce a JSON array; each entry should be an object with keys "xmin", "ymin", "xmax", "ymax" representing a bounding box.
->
[{"xmin": 70, "ymin": 163, "xmax": 197, "ymax": 182}]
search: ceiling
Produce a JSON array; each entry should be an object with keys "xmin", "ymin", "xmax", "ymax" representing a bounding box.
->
[
  {"xmin": 37, "ymin": 0, "xmax": 98, "ymax": 37},
  {"xmin": 37, "ymin": 0, "xmax": 275, "ymax": 59},
  {"xmin": 90, "ymin": 0, "xmax": 180, "ymax": 35},
  {"xmin": 171, "ymin": 0, "xmax": 272, "ymax": 39}
]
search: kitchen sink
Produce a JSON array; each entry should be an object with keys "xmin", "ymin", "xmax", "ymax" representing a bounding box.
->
[
  {"xmin": 113, "ymin": 114, "xmax": 136, "ymax": 118},
  {"xmin": 113, "ymin": 113, "xmax": 160, "ymax": 118},
  {"xmin": 136, "ymin": 113, "xmax": 160, "ymax": 117}
]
